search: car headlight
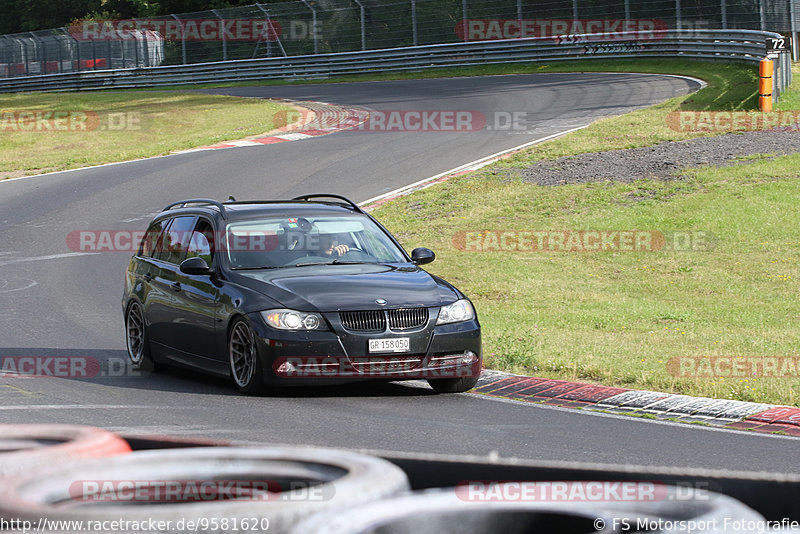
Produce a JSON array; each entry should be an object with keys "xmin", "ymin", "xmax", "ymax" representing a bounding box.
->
[
  {"xmin": 436, "ymin": 299, "xmax": 475, "ymax": 325},
  {"xmin": 260, "ymin": 309, "xmax": 327, "ymax": 330}
]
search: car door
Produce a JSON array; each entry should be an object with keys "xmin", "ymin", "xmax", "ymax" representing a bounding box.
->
[
  {"xmin": 145, "ymin": 215, "xmax": 197, "ymax": 352},
  {"xmin": 167, "ymin": 218, "xmax": 223, "ymax": 366}
]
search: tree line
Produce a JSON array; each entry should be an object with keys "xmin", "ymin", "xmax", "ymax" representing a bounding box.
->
[{"xmin": 0, "ymin": 0, "xmax": 274, "ymax": 34}]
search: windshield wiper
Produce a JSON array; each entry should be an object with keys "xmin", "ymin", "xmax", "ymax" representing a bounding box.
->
[
  {"xmin": 231, "ymin": 265, "xmax": 288, "ymax": 270},
  {"xmin": 291, "ymin": 260, "xmax": 371, "ymax": 267}
]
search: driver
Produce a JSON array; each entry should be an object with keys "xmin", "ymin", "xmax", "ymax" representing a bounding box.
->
[{"xmin": 318, "ymin": 234, "xmax": 349, "ymax": 257}]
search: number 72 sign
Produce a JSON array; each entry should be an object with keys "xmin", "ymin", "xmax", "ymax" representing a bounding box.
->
[{"xmin": 766, "ymin": 37, "xmax": 789, "ymax": 52}]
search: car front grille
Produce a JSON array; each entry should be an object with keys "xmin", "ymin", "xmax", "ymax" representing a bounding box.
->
[
  {"xmin": 387, "ymin": 308, "xmax": 429, "ymax": 331},
  {"xmin": 340, "ymin": 310, "xmax": 386, "ymax": 332},
  {"xmin": 340, "ymin": 308, "xmax": 429, "ymax": 332}
]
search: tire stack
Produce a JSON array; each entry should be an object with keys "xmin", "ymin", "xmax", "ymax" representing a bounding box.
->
[
  {"xmin": 0, "ymin": 425, "xmax": 410, "ymax": 534},
  {"xmin": 0, "ymin": 425, "xmax": 773, "ymax": 534},
  {"xmin": 0, "ymin": 424, "xmax": 132, "ymax": 477}
]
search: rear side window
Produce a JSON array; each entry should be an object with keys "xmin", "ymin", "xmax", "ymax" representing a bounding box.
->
[
  {"xmin": 153, "ymin": 216, "xmax": 198, "ymax": 265},
  {"xmin": 139, "ymin": 219, "xmax": 169, "ymax": 257}
]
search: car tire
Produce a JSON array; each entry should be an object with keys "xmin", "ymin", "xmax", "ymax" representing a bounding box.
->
[
  {"xmin": 0, "ymin": 424, "xmax": 131, "ymax": 478},
  {"xmin": 0, "ymin": 446, "xmax": 411, "ymax": 534},
  {"xmin": 125, "ymin": 300, "xmax": 156, "ymax": 371},
  {"xmin": 229, "ymin": 318, "xmax": 266, "ymax": 395},
  {"xmin": 427, "ymin": 375, "xmax": 480, "ymax": 394}
]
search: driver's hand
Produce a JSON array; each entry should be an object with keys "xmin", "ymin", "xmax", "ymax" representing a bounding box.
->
[{"xmin": 331, "ymin": 244, "xmax": 350, "ymax": 257}]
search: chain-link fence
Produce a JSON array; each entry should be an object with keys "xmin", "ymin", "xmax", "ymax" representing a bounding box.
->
[
  {"xmin": 0, "ymin": 0, "xmax": 795, "ymax": 78},
  {"xmin": 0, "ymin": 28, "xmax": 163, "ymax": 77}
]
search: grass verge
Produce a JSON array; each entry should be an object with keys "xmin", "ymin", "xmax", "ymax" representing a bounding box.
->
[
  {"xmin": 0, "ymin": 92, "xmax": 293, "ymax": 179},
  {"xmin": 370, "ymin": 61, "xmax": 800, "ymax": 407}
]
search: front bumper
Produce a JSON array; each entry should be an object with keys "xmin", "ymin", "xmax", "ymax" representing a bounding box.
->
[{"xmin": 248, "ymin": 312, "xmax": 482, "ymax": 386}]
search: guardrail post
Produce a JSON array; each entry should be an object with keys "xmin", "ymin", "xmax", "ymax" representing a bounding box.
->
[
  {"xmin": 721, "ymin": 0, "xmax": 727, "ymax": 29},
  {"xmin": 759, "ymin": 58, "xmax": 773, "ymax": 112},
  {"xmin": 411, "ymin": 0, "xmax": 418, "ymax": 46},
  {"xmin": 759, "ymin": 0, "xmax": 766, "ymax": 31},
  {"xmin": 90, "ymin": 35, "xmax": 97, "ymax": 71},
  {"xmin": 28, "ymin": 32, "xmax": 43, "ymax": 76},
  {"xmin": 460, "ymin": 0, "xmax": 468, "ymax": 41},
  {"xmin": 254, "ymin": 4, "xmax": 287, "ymax": 57},
  {"xmin": 791, "ymin": 0, "xmax": 798, "ymax": 61},
  {"xmin": 106, "ymin": 33, "xmax": 112, "ymax": 69},
  {"xmin": 675, "ymin": 0, "xmax": 682, "ymax": 29},
  {"xmin": 354, "ymin": 0, "xmax": 366, "ymax": 50},
  {"xmin": 300, "ymin": 0, "xmax": 319, "ymax": 54},
  {"xmin": 132, "ymin": 28, "xmax": 140, "ymax": 67},
  {"xmin": 56, "ymin": 31, "xmax": 64, "ymax": 73},
  {"xmin": 119, "ymin": 31, "xmax": 126, "ymax": 68},
  {"xmin": 66, "ymin": 31, "xmax": 79, "ymax": 72},
  {"xmin": 212, "ymin": 9, "xmax": 227, "ymax": 61},
  {"xmin": 131, "ymin": 19, "xmax": 146, "ymax": 67},
  {"xmin": 171, "ymin": 14, "xmax": 187, "ymax": 64}
]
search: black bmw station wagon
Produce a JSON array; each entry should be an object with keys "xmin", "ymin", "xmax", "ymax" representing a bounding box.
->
[{"xmin": 122, "ymin": 195, "xmax": 481, "ymax": 394}]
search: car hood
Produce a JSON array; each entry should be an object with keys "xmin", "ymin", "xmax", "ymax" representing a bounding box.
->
[{"xmin": 235, "ymin": 263, "xmax": 459, "ymax": 311}]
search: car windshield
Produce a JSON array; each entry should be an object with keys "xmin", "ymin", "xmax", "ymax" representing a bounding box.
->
[{"xmin": 225, "ymin": 214, "xmax": 408, "ymax": 269}]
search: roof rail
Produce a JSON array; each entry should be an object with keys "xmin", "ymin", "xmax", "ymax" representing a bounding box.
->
[
  {"xmin": 291, "ymin": 194, "xmax": 365, "ymax": 214},
  {"xmin": 162, "ymin": 198, "xmax": 228, "ymax": 219}
]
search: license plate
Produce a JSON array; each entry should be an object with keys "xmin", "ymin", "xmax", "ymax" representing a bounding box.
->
[{"xmin": 368, "ymin": 338, "xmax": 410, "ymax": 353}]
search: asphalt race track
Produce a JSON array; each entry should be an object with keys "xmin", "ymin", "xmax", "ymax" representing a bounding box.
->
[{"xmin": 2, "ymin": 73, "xmax": 798, "ymax": 473}]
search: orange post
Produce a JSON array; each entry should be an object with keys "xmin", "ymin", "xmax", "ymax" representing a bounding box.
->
[{"xmin": 759, "ymin": 59, "xmax": 774, "ymax": 112}]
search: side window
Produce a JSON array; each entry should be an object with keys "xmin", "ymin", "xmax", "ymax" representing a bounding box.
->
[
  {"xmin": 152, "ymin": 216, "xmax": 197, "ymax": 265},
  {"xmin": 185, "ymin": 219, "xmax": 215, "ymax": 266},
  {"xmin": 139, "ymin": 219, "xmax": 169, "ymax": 257}
]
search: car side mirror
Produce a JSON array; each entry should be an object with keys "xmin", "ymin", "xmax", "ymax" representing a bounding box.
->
[
  {"xmin": 180, "ymin": 256, "xmax": 212, "ymax": 275},
  {"xmin": 411, "ymin": 247, "xmax": 435, "ymax": 265}
]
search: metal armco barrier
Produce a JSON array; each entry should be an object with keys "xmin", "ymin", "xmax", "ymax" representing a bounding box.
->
[{"xmin": 0, "ymin": 29, "xmax": 790, "ymax": 94}]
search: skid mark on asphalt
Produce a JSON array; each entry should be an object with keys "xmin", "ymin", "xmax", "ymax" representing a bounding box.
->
[
  {"xmin": 0, "ymin": 252, "xmax": 98, "ymax": 267},
  {"xmin": 0, "ymin": 276, "xmax": 37, "ymax": 293},
  {"xmin": 0, "ymin": 384, "xmax": 40, "ymax": 398},
  {"xmin": 0, "ymin": 404, "xmax": 194, "ymax": 410}
]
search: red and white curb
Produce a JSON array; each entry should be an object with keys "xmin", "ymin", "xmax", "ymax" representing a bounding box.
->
[
  {"xmin": 473, "ymin": 370, "xmax": 800, "ymax": 436},
  {"xmin": 174, "ymin": 100, "xmax": 370, "ymax": 154}
]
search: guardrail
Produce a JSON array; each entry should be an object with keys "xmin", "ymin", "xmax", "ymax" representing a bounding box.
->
[{"xmin": 0, "ymin": 29, "xmax": 790, "ymax": 96}]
